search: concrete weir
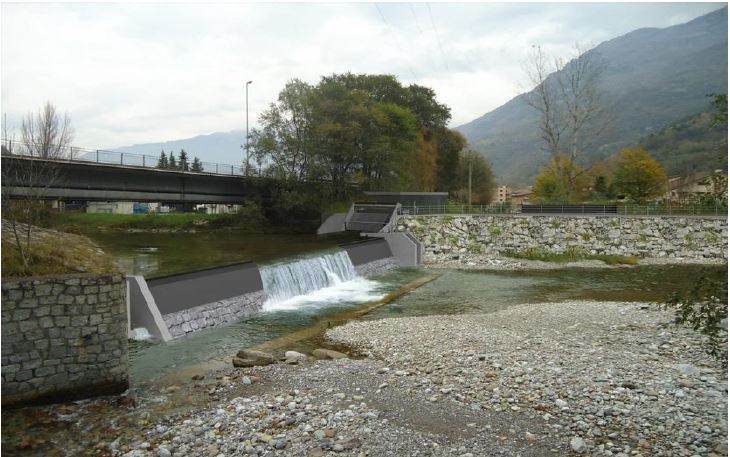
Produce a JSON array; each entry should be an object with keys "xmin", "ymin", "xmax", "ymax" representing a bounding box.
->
[{"xmin": 127, "ymin": 237, "xmax": 419, "ymax": 341}]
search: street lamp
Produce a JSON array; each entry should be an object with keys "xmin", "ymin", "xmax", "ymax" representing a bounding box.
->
[{"xmin": 245, "ymin": 80, "xmax": 253, "ymax": 175}]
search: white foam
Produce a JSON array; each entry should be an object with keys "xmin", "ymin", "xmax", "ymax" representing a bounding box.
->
[{"xmin": 262, "ymin": 277, "xmax": 384, "ymax": 312}]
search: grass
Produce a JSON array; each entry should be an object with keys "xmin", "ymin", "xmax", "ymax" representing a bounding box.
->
[
  {"xmin": 504, "ymin": 246, "xmax": 638, "ymax": 265},
  {"xmin": 2, "ymin": 225, "xmax": 116, "ymax": 277},
  {"xmin": 52, "ymin": 210, "xmax": 265, "ymax": 232}
]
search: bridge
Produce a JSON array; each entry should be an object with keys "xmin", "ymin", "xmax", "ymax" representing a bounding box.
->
[{"xmin": 1, "ymin": 154, "xmax": 275, "ymax": 204}]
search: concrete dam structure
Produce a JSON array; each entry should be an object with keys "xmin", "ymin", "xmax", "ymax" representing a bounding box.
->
[{"xmin": 127, "ymin": 237, "xmax": 412, "ymax": 341}]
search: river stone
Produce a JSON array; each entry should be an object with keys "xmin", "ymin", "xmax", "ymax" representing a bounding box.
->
[
  {"xmin": 312, "ymin": 348, "xmax": 348, "ymax": 360},
  {"xmin": 570, "ymin": 437, "xmax": 587, "ymax": 454},
  {"xmin": 284, "ymin": 350, "xmax": 308, "ymax": 364},
  {"xmin": 233, "ymin": 350, "xmax": 274, "ymax": 367}
]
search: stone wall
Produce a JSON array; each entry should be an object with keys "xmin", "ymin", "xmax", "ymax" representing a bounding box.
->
[
  {"xmin": 398, "ymin": 215, "xmax": 727, "ymax": 261},
  {"xmin": 163, "ymin": 291, "xmax": 264, "ymax": 339},
  {"xmin": 1, "ymin": 273, "xmax": 128, "ymax": 407},
  {"xmin": 355, "ymin": 257, "xmax": 401, "ymax": 278}
]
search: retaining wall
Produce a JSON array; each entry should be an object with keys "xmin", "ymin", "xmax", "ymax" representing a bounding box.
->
[
  {"xmin": 1, "ymin": 273, "xmax": 128, "ymax": 407},
  {"xmin": 398, "ymin": 215, "xmax": 728, "ymax": 261}
]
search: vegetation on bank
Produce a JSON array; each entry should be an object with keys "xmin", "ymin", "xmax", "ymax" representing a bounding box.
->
[
  {"xmin": 662, "ymin": 268, "xmax": 728, "ymax": 360},
  {"xmin": 52, "ymin": 206, "xmax": 266, "ymax": 233},
  {"xmin": 503, "ymin": 247, "xmax": 639, "ymax": 265},
  {"xmin": 1, "ymin": 221, "xmax": 116, "ymax": 277}
]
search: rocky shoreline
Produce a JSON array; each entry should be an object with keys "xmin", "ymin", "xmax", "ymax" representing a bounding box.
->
[
  {"xmin": 3, "ymin": 300, "xmax": 726, "ymax": 457},
  {"xmin": 422, "ymin": 253, "xmax": 728, "ymax": 271}
]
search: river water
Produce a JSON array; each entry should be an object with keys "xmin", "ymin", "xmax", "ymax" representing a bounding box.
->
[{"xmin": 83, "ymin": 231, "xmax": 726, "ymax": 383}]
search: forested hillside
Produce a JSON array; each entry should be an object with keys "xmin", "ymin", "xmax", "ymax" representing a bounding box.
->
[{"xmin": 457, "ymin": 7, "xmax": 728, "ymax": 185}]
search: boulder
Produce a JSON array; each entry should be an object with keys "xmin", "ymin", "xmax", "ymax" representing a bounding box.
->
[{"xmin": 312, "ymin": 348, "xmax": 348, "ymax": 360}]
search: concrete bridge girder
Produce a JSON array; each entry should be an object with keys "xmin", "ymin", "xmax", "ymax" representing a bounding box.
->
[{"xmin": 1, "ymin": 156, "xmax": 274, "ymax": 204}]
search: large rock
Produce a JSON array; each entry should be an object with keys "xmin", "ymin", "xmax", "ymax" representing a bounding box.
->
[
  {"xmin": 570, "ymin": 437, "xmax": 587, "ymax": 454},
  {"xmin": 284, "ymin": 350, "xmax": 307, "ymax": 364},
  {"xmin": 232, "ymin": 349, "xmax": 274, "ymax": 367},
  {"xmin": 312, "ymin": 348, "xmax": 348, "ymax": 360}
]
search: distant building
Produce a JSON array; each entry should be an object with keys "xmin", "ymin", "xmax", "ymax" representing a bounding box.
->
[
  {"xmin": 86, "ymin": 201, "xmax": 135, "ymax": 214},
  {"xmin": 196, "ymin": 204, "xmax": 241, "ymax": 214},
  {"xmin": 666, "ymin": 170, "xmax": 728, "ymax": 202},
  {"xmin": 508, "ymin": 187, "xmax": 534, "ymax": 206},
  {"xmin": 493, "ymin": 185, "xmax": 511, "ymax": 204}
]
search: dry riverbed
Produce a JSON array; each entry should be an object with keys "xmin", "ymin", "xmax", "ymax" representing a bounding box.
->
[{"xmin": 2, "ymin": 301, "xmax": 727, "ymax": 457}]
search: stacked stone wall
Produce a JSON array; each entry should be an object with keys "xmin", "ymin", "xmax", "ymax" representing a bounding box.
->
[
  {"xmin": 163, "ymin": 291, "xmax": 264, "ymax": 338},
  {"xmin": 398, "ymin": 215, "xmax": 727, "ymax": 261},
  {"xmin": 1, "ymin": 273, "xmax": 128, "ymax": 406}
]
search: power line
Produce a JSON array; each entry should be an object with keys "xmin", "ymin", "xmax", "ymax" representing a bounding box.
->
[
  {"xmin": 374, "ymin": 3, "xmax": 418, "ymax": 80},
  {"xmin": 426, "ymin": 3, "xmax": 451, "ymax": 72},
  {"xmin": 409, "ymin": 3, "xmax": 439, "ymax": 72},
  {"xmin": 409, "ymin": 3, "xmax": 424, "ymax": 35}
]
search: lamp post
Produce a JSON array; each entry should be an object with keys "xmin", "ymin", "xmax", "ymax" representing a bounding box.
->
[{"xmin": 245, "ymin": 80, "xmax": 253, "ymax": 175}]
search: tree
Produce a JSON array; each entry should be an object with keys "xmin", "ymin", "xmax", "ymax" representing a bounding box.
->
[
  {"xmin": 178, "ymin": 149, "xmax": 189, "ymax": 171},
  {"xmin": 435, "ymin": 128, "xmax": 467, "ymax": 192},
  {"xmin": 20, "ymin": 101, "xmax": 74, "ymax": 159},
  {"xmin": 525, "ymin": 45, "xmax": 607, "ymax": 197},
  {"xmin": 168, "ymin": 151, "xmax": 177, "ymax": 170},
  {"xmin": 250, "ymin": 79, "xmax": 315, "ymax": 181},
  {"xmin": 191, "ymin": 156, "xmax": 203, "ymax": 172},
  {"xmin": 532, "ymin": 155, "xmax": 590, "ymax": 203},
  {"xmin": 709, "ymin": 93, "xmax": 727, "ymax": 127},
  {"xmin": 454, "ymin": 151, "xmax": 496, "ymax": 204},
  {"xmin": 2, "ymin": 102, "xmax": 74, "ymax": 274},
  {"xmin": 157, "ymin": 150, "xmax": 168, "ymax": 169},
  {"xmin": 612, "ymin": 147, "xmax": 667, "ymax": 202}
]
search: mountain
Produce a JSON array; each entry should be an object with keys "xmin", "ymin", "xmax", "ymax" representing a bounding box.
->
[
  {"xmin": 640, "ymin": 110, "xmax": 727, "ymax": 176},
  {"xmin": 456, "ymin": 7, "xmax": 728, "ymax": 186},
  {"xmin": 113, "ymin": 130, "xmax": 247, "ymax": 165}
]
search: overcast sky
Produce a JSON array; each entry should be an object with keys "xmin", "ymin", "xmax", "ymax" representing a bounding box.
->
[{"xmin": 1, "ymin": 2, "xmax": 724, "ymax": 149}]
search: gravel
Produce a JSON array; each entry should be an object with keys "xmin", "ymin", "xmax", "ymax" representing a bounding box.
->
[
  {"xmin": 3, "ymin": 300, "xmax": 726, "ymax": 456},
  {"xmin": 327, "ymin": 301, "xmax": 728, "ymax": 457}
]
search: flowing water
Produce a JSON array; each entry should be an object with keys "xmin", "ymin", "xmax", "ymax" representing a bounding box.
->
[{"xmin": 260, "ymin": 250, "xmax": 374, "ymax": 310}]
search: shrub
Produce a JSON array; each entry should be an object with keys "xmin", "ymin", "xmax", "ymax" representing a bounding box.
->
[{"xmin": 661, "ymin": 271, "xmax": 728, "ymax": 359}]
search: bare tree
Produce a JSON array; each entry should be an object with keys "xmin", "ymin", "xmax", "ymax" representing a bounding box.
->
[
  {"xmin": 2, "ymin": 102, "xmax": 74, "ymax": 274},
  {"xmin": 525, "ymin": 44, "xmax": 608, "ymax": 197},
  {"xmin": 20, "ymin": 102, "xmax": 74, "ymax": 159}
]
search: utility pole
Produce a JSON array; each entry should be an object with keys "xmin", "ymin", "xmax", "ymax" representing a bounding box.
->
[
  {"xmin": 468, "ymin": 159, "xmax": 473, "ymax": 208},
  {"xmin": 245, "ymin": 80, "xmax": 253, "ymax": 175}
]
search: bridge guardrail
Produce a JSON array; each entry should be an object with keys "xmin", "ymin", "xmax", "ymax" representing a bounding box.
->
[
  {"xmin": 398, "ymin": 204, "xmax": 728, "ymax": 217},
  {"xmin": 1, "ymin": 139, "xmax": 264, "ymax": 178}
]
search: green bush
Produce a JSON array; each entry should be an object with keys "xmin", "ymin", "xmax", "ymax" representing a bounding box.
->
[{"xmin": 661, "ymin": 270, "xmax": 728, "ymax": 359}]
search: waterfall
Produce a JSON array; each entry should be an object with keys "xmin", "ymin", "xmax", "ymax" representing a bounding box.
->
[{"xmin": 260, "ymin": 250, "xmax": 360, "ymax": 307}]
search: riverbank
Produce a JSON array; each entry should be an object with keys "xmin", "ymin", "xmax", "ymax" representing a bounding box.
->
[
  {"xmin": 422, "ymin": 253, "xmax": 728, "ymax": 271},
  {"xmin": 3, "ymin": 300, "xmax": 725, "ymax": 456},
  {"xmin": 50, "ymin": 212, "xmax": 279, "ymax": 234},
  {"xmin": 1, "ymin": 220, "xmax": 116, "ymax": 277}
]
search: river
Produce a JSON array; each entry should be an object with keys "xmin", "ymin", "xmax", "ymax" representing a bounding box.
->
[{"xmin": 83, "ymin": 230, "xmax": 727, "ymax": 383}]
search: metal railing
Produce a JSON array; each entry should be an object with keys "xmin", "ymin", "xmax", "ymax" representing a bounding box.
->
[
  {"xmin": 398, "ymin": 203, "xmax": 728, "ymax": 217},
  {"xmin": 399, "ymin": 204, "xmax": 516, "ymax": 215},
  {"xmin": 1, "ymin": 139, "xmax": 264, "ymax": 177}
]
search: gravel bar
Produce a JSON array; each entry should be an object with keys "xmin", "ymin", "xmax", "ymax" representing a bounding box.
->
[
  {"xmin": 327, "ymin": 301, "xmax": 728, "ymax": 456},
  {"xmin": 3, "ymin": 301, "xmax": 726, "ymax": 457}
]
